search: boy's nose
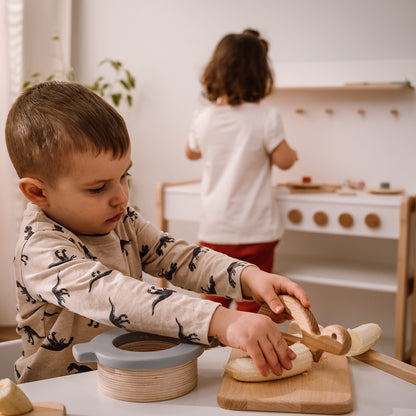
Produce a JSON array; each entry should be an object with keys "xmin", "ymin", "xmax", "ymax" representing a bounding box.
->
[{"xmin": 111, "ymin": 183, "xmax": 129, "ymax": 206}]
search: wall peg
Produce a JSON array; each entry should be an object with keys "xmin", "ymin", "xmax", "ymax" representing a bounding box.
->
[
  {"xmin": 325, "ymin": 108, "xmax": 334, "ymax": 115},
  {"xmin": 390, "ymin": 109, "xmax": 399, "ymax": 116},
  {"xmin": 357, "ymin": 109, "xmax": 366, "ymax": 116},
  {"xmin": 295, "ymin": 108, "xmax": 305, "ymax": 114}
]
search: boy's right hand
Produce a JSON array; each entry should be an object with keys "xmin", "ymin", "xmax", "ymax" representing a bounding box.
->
[{"xmin": 208, "ymin": 306, "xmax": 296, "ymax": 377}]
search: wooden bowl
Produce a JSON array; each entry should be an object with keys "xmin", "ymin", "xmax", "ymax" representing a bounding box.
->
[{"xmin": 73, "ymin": 329, "xmax": 204, "ymax": 402}]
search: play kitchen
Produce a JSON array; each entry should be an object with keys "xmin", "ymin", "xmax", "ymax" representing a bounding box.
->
[{"xmin": 1, "ymin": 295, "xmax": 415, "ymax": 415}]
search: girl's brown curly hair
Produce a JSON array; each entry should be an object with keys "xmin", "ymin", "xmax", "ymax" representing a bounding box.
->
[{"xmin": 201, "ymin": 29, "xmax": 274, "ymax": 106}]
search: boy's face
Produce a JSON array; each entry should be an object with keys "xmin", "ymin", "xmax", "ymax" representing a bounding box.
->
[{"xmin": 41, "ymin": 148, "xmax": 132, "ymax": 235}]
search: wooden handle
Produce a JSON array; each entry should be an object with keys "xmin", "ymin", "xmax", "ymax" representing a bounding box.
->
[
  {"xmin": 260, "ymin": 295, "xmax": 351, "ymax": 361},
  {"xmin": 354, "ymin": 349, "xmax": 416, "ymax": 385}
]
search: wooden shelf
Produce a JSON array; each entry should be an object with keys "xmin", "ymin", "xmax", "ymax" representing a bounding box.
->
[
  {"xmin": 275, "ymin": 254, "xmax": 397, "ymax": 293},
  {"xmin": 274, "ymin": 81, "xmax": 414, "ymax": 92}
]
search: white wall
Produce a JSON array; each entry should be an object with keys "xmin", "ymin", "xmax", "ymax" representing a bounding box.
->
[
  {"xmin": 2, "ymin": 0, "xmax": 415, "ymax": 327},
  {"xmin": 70, "ymin": 0, "xmax": 416, "ymax": 225}
]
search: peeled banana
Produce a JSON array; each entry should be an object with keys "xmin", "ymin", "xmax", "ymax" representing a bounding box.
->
[
  {"xmin": 224, "ymin": 342, "xmax": 313, "ymax": 382},
  {"xmin": 0, "ymin": 378, "xmax": 33, "ymax": 415},
  {"xmin": 346, "ymin": 323, "xmax": 382, "ymax": 356}
]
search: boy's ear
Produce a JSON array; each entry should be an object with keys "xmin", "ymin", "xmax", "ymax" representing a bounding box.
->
[{"xmin": 19, "ymin": 177, "xmax": 48, "ymax": 207}]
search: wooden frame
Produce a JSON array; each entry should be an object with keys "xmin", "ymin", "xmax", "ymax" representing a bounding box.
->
[
  {"xmin": 395, "ymin": 195, "xmax": 416, "ymax": 364},
  {"xmin": 155, "ymin": 179, "xmax": 201, "ymax": 232},
  {"xmin": 155, "ymin": 180, "xmax": 200, "ymax": 288}
]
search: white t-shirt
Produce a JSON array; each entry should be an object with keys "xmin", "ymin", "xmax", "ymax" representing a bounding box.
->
[{"xmin": 188, "ymin": 103, "xmax": 285, "ymax": 244}]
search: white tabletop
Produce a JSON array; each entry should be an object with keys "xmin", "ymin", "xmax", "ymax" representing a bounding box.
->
[{"xmin": 19, "ymin": 346, "xmax": 416, "ymax": 415}]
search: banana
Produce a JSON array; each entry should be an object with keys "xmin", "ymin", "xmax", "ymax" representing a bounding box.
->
[
  {"xmin": 0, "ymin": 378, "xmax": 33, "ymax": 415},
  {"xmin": 224, "ymin": 342, "xmax": 313, "ymax": 382},
  {"xmin": 346, "ymin": 323, "xmax": 382, "ymax": 356}
]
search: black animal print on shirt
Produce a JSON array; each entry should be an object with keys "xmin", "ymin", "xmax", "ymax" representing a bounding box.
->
[
  {"xmin": 158, "ymin": 262, "xmax": 177, "ymax": 281},
  {"xmin": 14, "ymin": 365, "xmax": 20, "ymax": 379},
  {"xmin": 176, "ymin": 318, "xmax": 200, "ymax": 342},
  {"xmin": 41, "ymin": 331, "xmax": 74, "ymax": 351},
  {"xmin": 227, "ymin": 261, "xmax": 247, "ymax": 288},
  {"xmin": 21, "ymin": 254, "xmax": 29, "ymax": 266},
  {"xmin": 109, "ymin": 297, "xmax": 130, "ymax": 328},
  {"xmin": 123, "ymin": 206, "xmax": 138, "ymax": 223},
  {"xmin": 139, "ymin": 244, "xmax": 149, "ymax": 258},
  {"xmin": 147, "ymin": 286, "xmax": 175, "ymax": 315},
  {"xmin": 78, "ymin": 243, "xmax": 97, "ymax": 260},
  {"xmin": 88, "ymin": 269, "xmax": 113, "ymax": 292},
  {"xmin": 156, "ymin": 235, "xmax": 175, "ymax": 256},
  {"xmin": 16, "ymin": 281, "xmax": 36, "ymax": 303},
  {"xmin": 48, "ymin": 249, "xmax": 76, "ymax": 268},
  {"xmin": 88, "ymin": 319, "xmax": 99, "ymax": 328},
  {"xmin": 188, "ymin": 246, "xmax": 209, "ymax": 271},
  {"xmin": 52, "ymin": 224, "xmax": 64, "ymax": 233},
  {"xmin": 52, "ymin": 272, "xmax": 70, "ymax": 308},
  {"xmin": 18, "ymin": 325, "xmax": 45, "ymax": 345},
  {"xmin": 24, "ymin": 226, "xmax": 34, "ymax": 240},
  {"xmin": 67, "ymin": 363, "xmax": 93, "ymax": 374},
  {"xmin": 120, "ymin": 239, "xmax": 131, "ymax": 255},
  {"xmin": 201, "ymin": 276, "xmax": 216, "ymax": 294}
]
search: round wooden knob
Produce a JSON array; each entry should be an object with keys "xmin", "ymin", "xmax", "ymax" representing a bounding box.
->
[
  {"xmin": 365, "ymin": 213, "xmax": 381, "ymax": 228},
  {"xmin": 338, "ymin": 213, "xmax": 354, "ymax": 228},
  {"xmin": 288, "ymin": 209, "xmax": 303, "ymax": 224},
  {"xmin": 313, "ymin": 211, "xmax": 328, "ymax": 226}
]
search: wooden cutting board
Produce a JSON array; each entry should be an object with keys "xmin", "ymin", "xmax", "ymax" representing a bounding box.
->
[
  {"xmin": 0, "ymin": 402, "xmax": 66, "ymax": 416},
  {"xmin": 217, "ymin": 349, "xmax": 353, "ymax": 414}
]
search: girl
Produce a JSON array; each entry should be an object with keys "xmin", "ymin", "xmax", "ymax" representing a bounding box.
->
[{"xmin": 186, "ymin": 29, "xmax": 298, "ymax": 312}]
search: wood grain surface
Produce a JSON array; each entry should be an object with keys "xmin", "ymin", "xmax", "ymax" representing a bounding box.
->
[
  {"xmin": 218, "ymin": 348, "xmax": 353, "ymax": 414},
  {"xmin": 0, "ymin": 402, "xmax": 66, "ymax": 416}
]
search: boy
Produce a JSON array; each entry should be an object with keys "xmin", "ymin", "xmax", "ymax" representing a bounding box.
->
[{"xmin": 5, "ymin": 82, "xmax": 310, "ymax": 383}]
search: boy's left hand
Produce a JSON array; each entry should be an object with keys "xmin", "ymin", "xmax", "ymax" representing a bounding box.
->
[{"xmin": 240, "ymin": 266, "xmax": 311, "ymax": 318}]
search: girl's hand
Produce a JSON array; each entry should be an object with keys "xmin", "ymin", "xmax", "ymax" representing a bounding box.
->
[
  {"xmin": 209, "ymin": 306, "xmax": 296, "ymax": 377},
  {"xmin": 240, "ymin": 266, "xmax": 311, "ymax": 316}
]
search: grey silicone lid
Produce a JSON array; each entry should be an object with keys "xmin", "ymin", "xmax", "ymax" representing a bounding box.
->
[{"xmin": 72, "ymin": 329, "xmax": 205, "ymax": 370}]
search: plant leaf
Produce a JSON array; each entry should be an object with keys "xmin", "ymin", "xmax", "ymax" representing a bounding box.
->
[
  {"xmin": 111, "ymin": 93, "xmax": 122, "ymax": 107},
  {"xmin": 120, "ymin": 79, "xmax": 130, "ymax": 90},
  {"xmin": 126, "ymin": 70, "xmax": 136, "ymax": 88},
  {"xmin": 110, "ymin": 60, "xmax": 122, "ymax": 71}
]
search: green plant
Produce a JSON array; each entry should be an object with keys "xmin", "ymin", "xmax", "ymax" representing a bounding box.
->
[
  {"xmin": 86, "ymin": 59, "xmax": 135, "ymax": 107},
  {"xmin": 22, "ymin": 36, "xmax": 136, "ymax": 108}
]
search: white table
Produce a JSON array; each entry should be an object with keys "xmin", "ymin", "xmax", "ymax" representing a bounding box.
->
[{"xmin": 19, "ymin": 346, "xmax": 416, "ymax": 415}]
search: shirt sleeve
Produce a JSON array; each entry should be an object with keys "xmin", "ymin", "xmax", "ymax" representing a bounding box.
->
[
  {"xmin": 129, "ymin": 211, "xmax": 248, "ymax": 300},
  {"xmin": 18, "ymin": 213, "xmax": 249, "ymax": 346},
  {"xmin": 187, "ymin": 110, "xmax": 202, "ymax": 153},
  {"xmin": 264, "ymin": 108, "xmax": 286, "ymax": 154}
]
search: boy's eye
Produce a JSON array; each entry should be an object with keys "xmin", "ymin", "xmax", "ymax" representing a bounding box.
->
[
  {"xmin": 122, "ymin": 171, "xmax": 132, "ymax": 179},
  {"xmin": 89, "ymin": 184, "xmax": 105, "ymax": 194}
]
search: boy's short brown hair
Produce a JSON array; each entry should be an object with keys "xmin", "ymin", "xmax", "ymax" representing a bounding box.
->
[
  {"xmin": 5, "ymin": 81, "xmax": 131, "ymax": 185},
  {"xmin": 201, "ymin": 28, "xmax": 274, "ymax": 106}
]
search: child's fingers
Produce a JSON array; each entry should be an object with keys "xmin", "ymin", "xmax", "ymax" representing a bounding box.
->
[
  {"xmin": 253, "ymin": 332, "xmax": 295, "ymax": 377},
  {"xmin": 288, "ymin": 284, "xmax": 311, "ymax": 308},
  {"xmin": 265, "ymin": 296, "xmax": 285, "ymax": 314},
  {"xmin": 268, "ymin": 335, "xmax": 294, "ymax": 373},
  {"xmin": 245, "ymin": 342, "xmax": 271, "ymax": 377}
]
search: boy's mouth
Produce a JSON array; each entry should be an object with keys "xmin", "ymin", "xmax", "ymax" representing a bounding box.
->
[{"xmin": 107, "ymin": 212, "xmax": 123, "ymax": 223}]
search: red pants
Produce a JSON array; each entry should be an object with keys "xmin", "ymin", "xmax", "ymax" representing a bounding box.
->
[{"xmin": 199, "ymin": 240, "xmax": 278, "ymax": 313}]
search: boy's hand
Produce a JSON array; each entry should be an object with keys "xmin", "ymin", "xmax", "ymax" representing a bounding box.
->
[
  {"xmin": 240, "ymin": 266, "xmax": 310, "ymax": 316},
  {"xmin": 209, "ymin": 307, "xmax": 296, "ymax": 377}
]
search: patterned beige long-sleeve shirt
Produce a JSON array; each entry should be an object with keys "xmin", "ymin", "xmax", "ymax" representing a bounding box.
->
[{"xmin": 14, "ymin": 203, "xmax": 249, "ymax": 383}]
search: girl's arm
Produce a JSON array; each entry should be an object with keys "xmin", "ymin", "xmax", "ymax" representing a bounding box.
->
[
  {"xmin": 270, "ymin": 139, "xmax": 298, "ymax": 170},
  {"xmin": 185, "ymin": 141, "xmax": 202, "ymax": 160}
]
